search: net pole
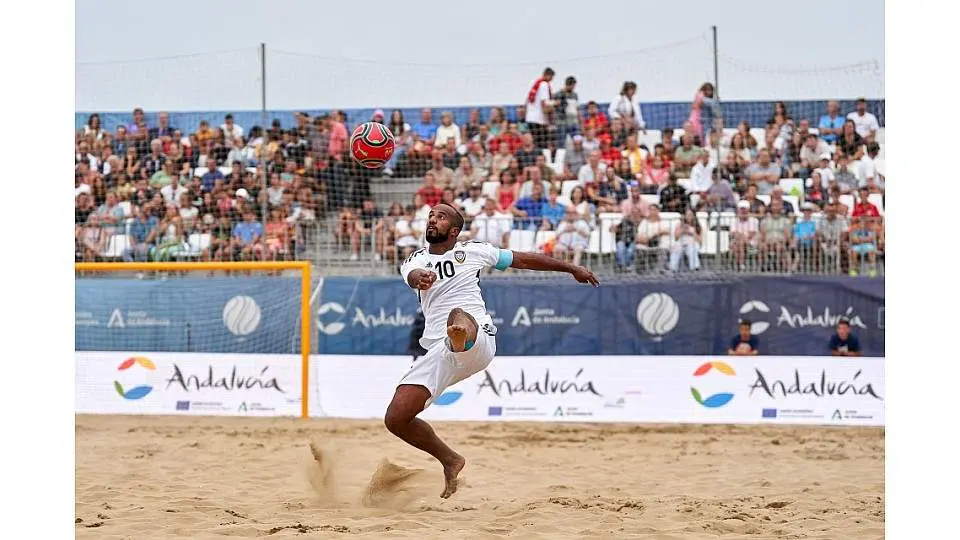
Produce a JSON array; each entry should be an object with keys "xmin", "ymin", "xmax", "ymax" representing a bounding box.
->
[
  {"xmin": 711, "ymin": 25, "xmax": 723, "ymax": 262},
  {"xmin": 300, "ymin": 263, "xmax": 311, "ymax": 419},
  {"xmin": 260, "ymin": 42, "xmax": 269, "ymax": 233}
]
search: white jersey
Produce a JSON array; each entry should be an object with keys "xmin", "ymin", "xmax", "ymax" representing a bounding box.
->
[{"xmin": 400, "ymin": 241, "xmax": 512, "ymax": 349}]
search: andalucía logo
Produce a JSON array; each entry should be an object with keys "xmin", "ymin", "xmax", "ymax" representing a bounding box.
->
[
  {"xmin": 114, "ymin": 356, "xmax": 156, "ymax": 400},
  {"xmin": 691, "ymin": 361, "xmax": 736, "ymax": 408}
]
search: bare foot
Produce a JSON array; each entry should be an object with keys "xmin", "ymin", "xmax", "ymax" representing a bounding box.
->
[
  {"xmin": 440, "ymin": 454, "xmax": 466, "ymax": 499},
  {"xmin": 447, "ymin": 325, "xmax": 468, "ymax": 352}
]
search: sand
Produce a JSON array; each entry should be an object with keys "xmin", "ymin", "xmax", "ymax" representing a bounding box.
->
[{"xmin": 75, "ymin": 415, "xmax": 884, "ymax": 539}]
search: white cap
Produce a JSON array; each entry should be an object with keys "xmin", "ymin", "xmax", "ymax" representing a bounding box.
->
[
  {"xmin": 737, "ymin": 200, "xmax": 750, "ymax": 209},
  {"xmin": 235, "ymin": 188, "xmax": 250, "ymax": 200},
  {"xmin": 819, "ymin": 153, "xmax": 831, "ymax": 161},
  {"xmin": 802, "ymin": 202, "xmax": 816, "ymax": 211}
]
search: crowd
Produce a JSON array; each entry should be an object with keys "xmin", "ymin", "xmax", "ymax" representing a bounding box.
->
[{"xmin": 75, "ymin": 68, "xmax": 884, "ymax": 276}]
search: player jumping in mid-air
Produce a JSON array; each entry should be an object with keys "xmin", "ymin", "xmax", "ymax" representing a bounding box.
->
[{"xmin": 388, "ymin": 203, "xmax": 599, "ymax": 498}]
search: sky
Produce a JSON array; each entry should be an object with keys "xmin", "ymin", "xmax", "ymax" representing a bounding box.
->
[{"xmin": 75, "ymin": 0, "xmax": 885, "ymax": 111}]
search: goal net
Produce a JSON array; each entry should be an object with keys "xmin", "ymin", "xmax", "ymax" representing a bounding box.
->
[{"xmin": 74, "ymin": 262, "xmax": 312, "ymax": 417}]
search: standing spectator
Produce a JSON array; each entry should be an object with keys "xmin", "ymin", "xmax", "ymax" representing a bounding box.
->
[
  {"xmin": 688, "ymin": 82, "xmax": 720, "ymax": 143},
  {"xmin": 846, "ymin": 98, "xmax": 880, "ymax": 141},
  {"xmin": 668, "ymin": 209, "xmax": 702, "ymax": 272},
  {"xmin": 659, "ymin": 173, "xmax": 689, "ymax": 215},
  {"xmin": 731, "ymin": 200, "xmax": 760, "ymax": 269},
  {"xmin": 848, "ymin": 215, "xmax": 879, "ymax": 277},
  {"xmin": 818, "ymin": 101, "xmax": 845, "ymax": 144},
  {"xmin": 612, "ymin": 208, "xmax": 642, "ymax": 272},
  {"xmin": 608, "ymin": 81, "xmax": 646, "ymax": 133},
  {"xmin": 149, "ymin": 112, "xmax": 176, "ymax": 146},
  {"xmin": 220, "ymin": 114, "xmax": 244, "ymax": 145},
  {"xmin": 553, "ymin": 76, "xmax": 581, "ymax": 147},
  {"xmin": 829, "ymin": 319, "xmax": 862, "ymax": 356},
  {"xmin": 553, "ymin": 208, "xmax": 591, "ymax": 266},
  {"xmin": 327, "ymin": 111, "xmax": 349, "ymax": 161},
  {"xmin": 792, "ymin": 203, "xmax": 819, "ymax": 270},
  {"xmin": 582, "ymin": 101, "xmax": 610, "ymax": 136},
  {"xmin": 760, "ymin": 200, "xmax": 792, "ymax": 270},
  {"xmin": 744, "ymin": 149, "xmax": 781, "ymax": 195},
  {"xmin": 434, "ymin": 111, "xmax": 461, "ymax": 149},
  {"xmin": 462, "ymin": 109, "xmax": 483, "ymax": 141},
  {"xmin": 470, "ymin": 198, "xmax": 511, "ymax": 248},
  {"xmin": 525, "ymin": 67, "xmax": 555, "ymax": 149},
  {"xmin": 728, "ymin": 320, "xmax": 760, "ymax": 356}
]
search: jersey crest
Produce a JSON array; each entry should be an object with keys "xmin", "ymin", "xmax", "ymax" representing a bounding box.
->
[{"xmin": 454, "ymin": 250, "xmax": 466, "ymax": 264}]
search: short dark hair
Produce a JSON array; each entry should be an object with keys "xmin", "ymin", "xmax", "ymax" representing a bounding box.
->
[
  {"xmin": 856, "ymin": 97, "xmax": 867, "ymax": 104},
  {"xmin": 436, "ymin": 203, "xmax": 465, "ymax": 232},
  {"xmin": 225, "ymin": 113, "xmax": 234, "ymax": 120},
  {"xmin": 866, "ymin": 142, "xmax": 880, "ymax": 156},
  {"xmin": 565, "ymin": 76, "xmax": 577, "ymax": 86},
  {"xmin": 837, "ymin": 318, "xmax": 850, "ymax": 327},
  {"xmin": 543, "ymin": 67, "xmax": 555, "ymax": 76},
  {"xmin": 739, "ymin": 319, "xmax": 751, "ymax": 327}
]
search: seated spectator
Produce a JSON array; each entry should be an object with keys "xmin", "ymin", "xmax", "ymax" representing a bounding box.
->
[
  {"xmin": 416, "ymin": 171, "xmax": 443, "ymax": 207},
  {"xmin": 454, "ymin": 157, "xmax": 484, "ymax": 196},
  {"xmin": 578, "ymin": 150, "xmax": 607, "ymax": 185},
  {"xmin": 834, "ymin": 154, "xmax": 859, "ymax": 194},
  {"xmin": 511, "ymin": 180, "xmax": 548, "ymax": 231},
  {"xmin": 439, "ymin": 187, "xmax": 458, "ymax": 210},
  {"xmin": 836, "ymin": 119, "xmax": 865, "ymax": 160},
  {"xmin": 440, "ymin": 138, "xmax": 460, "ymax": 170},
  {"xmin": 458, "ymin": 182, "xmax": 486, "ymax": 218},
  {"xmin": 393, "ymin": 204, "xmax": 425, "ymax": 261},
  {"xmin": 621, "ymin": 136, "xmax": 646, "ymax": 178},
  {"xmin": 599, "ymin": 136, "xmax": 621, "ymax": 166},
  {"xmin": 852, "ymin": 187, "xmax": 881, "ymax": 220},
  {"xmin": 78, "ymin": 215, "xmax": 107, "ymax": 262},
  {"xmin": 818, "ymin": 101, "xmax": 845, "ymax": 144},
  {"xmin": 847, "ymin": 97, "xmax": 879, "ymax": 141},
  {"xmin": 466, "ymin": 141, "xmax": 493, "ymax": 178},
  {"xmin": 689, "ymin": 150, "xmax": 715, "ymax": 193},
  {"xmin": 744, "ymin": 148, "xmax": 780, "ymax": 195},
  {"xmin": 731, "ymin": 200, "xmax": 760, "ymax": 268},
  {"xmin": 582, "ymin": 101, "xmax": 610, "ymax": 136},
  {"xmin": 152, "ymin": 203, "xmax": 185, "ymax": 261},
  {"xmin": 818, "ymin": 202, "xmax": 848, "ymax": 262},
  {"xmin": 495, "ymin": 170, "xmax": 519, "ymax": 211},
  {"xmin": 672, "ymin": 133, "xmax": 702, "ymax": 177},
  {"xmin": 769, "ymin": 187, "xmax": 795, "ymax": 215},
  {"xmin": 728, "ymin": 320, "xmax": 759, "ymax": 356},
  {"xmin": 848, "ymin": 215, "xmax": 879, "ymax": 277},
  {"xmin": 705, "ymin": 171, "xmax": 737, "ymax": 211},
  {"xmin": 619, "ymin": 186, "xmax": 650, "ymax": 220},
  {"xmin": 433, "ymin": 111, "xmax": 461, "ymax": 149},
  {"xmin": 581, "ymin": 127, "xmax": 601, "ymax": 154},
  {"xmin": 470, "ymin": 198, "xmax": 512, "ymax": 248},
  {"xmin": 534, "ymin": 154, "xmax": 556, "ymax": 184},
  {"xmin": 659, "ymin": 173, "xmax": 689, "ymax": 215},
  {"xmin": 541, "ymin": 187, "xmax": 567, "ymax": 230},
  {"xmin": 178, "ymin": 192, "xmax": 199, "ymax": 232},
  {"xmin": 636, "ymin": 205, "xmax": 670, "ymax": 254},
  {"xmin": 595, "ymin": 167, "xmax": 629, "ymax": 212},
  {"xmin": 95, "ymin": 191, "xmax": 126, "ymax": 236},
  {"xmin": 75, "ymin": 192, "xmax": 95, "ymax": 225},
  {"xmin": 567, "ymin": 185, "xmax": 595, "ymax": 224},
  {"xmin": 644, "ymin": 156, "xmax": 670, "ymax": 192},
  {"xmin": 264, "ymin": 206, "xmax": 291, "ymax": 260},
  {"xmin": 813, "ymin": 154, "xmax": 836, "ymax": 190},
  {"xmin": 553, "ymin": 208, "xmax": 592, "ymax": 266},
  {"xmin": 515, "ymin": 133, "xmax": 540, "ymax": 169},
  {"xmin": 462, "ymin": 108, "xmax": 483, "ymax": 141},
  {"xmin": 490, "ymin": 122, "xmax": 523, "ymax": 155},
  {"xmin": 612, "ymin": 207, "xmax": 643, "ymax": 271},
  {"xmin": 563, "ymin": 135, "xmax": 588, "ymax": 179},
  {"xmin": 349, "ymin": 199, "xmax": 383, "ymax": 261},
  {"xmin": 669, "ymin": 209, "xmax": 702, "ymax": 272},
  {"xmin": 858, "ymin": 142, "xmax": 884, "ymax": 193},
  {"xmin": 518, "ymin": 167, "xmax": 550, "ymax": 199},
  {"xmin": 412, "ymin": 108, "xmax": 436, "ymax": 143}
]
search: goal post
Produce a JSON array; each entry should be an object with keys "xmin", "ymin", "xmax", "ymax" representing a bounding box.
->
[{"xmin": 75, "ymin": 260, "xmax": 312, "ymax": 418}]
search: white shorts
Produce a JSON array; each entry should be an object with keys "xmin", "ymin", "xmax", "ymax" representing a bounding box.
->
[{"xmin": 398, "ymin": 329, "xmax": 497, "ymax": 408}]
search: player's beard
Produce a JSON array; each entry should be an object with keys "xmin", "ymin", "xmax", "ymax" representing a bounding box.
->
[{"xmin": 424, "ymin": 226, "xmax": 447, "ymax": 244}]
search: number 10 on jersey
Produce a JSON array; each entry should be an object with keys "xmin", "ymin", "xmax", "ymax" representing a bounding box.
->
[{"xmin": 434, "ymin": 260, "xmax": 456, "ymax": 280}]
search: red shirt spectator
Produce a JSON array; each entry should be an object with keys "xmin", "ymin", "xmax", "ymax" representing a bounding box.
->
[
  {"xmin": 489, "ymin": 125, "xmax": 523, "ymax": 155},
  {"xmin": 599, "ymin": 137, "xmax": 620, "ymax": 166},
  {"xmin": 416, "ymin": 171, "xmax": 443, "ymax": 207},
  {"xmin": 851, "ymin": 188, "xmax": 880, "ymax": 218},
  {"xmin": 582, "ymin": 101, "xmax": 610, "ymax": 135},
  {"xmin": 327, "ymin": 112, "xmax": 349, "ymax": 160}
]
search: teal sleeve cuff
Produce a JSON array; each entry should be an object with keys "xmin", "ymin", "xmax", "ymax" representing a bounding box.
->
[{"xmin": 494, "ymin": 249, "xmax": 513, "ymax": 271}]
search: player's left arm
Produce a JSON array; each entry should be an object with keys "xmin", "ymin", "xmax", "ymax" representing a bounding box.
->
[{"xmin": 504, "ymin": 249, "xmax": 599, "ymax": 286}]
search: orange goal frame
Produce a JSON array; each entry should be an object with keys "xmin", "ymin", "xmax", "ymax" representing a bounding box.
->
[{"xmin": 75, "ymin": 261, "xmax": 312, "ymax": 418}]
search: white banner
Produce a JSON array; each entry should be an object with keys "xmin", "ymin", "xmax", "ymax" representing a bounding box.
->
[
  {"xmin": 76, "ymin": 352, "xmax": 302, "ymax": 417},
  {"xmin": 313, "ymin": 355, "xmax": 884, "ymax": 426}
]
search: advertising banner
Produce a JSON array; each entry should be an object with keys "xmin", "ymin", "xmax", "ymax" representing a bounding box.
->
[
  {"xmin": 316, "ymin": 276, "xmax": 885, "ymax": 357},
  {"xmin": 313, "ymin": 355, "xmax": 884, "ymax": 426},
  {"xmin": 75, "ymin": 352, "xmax": 302, "ymax": 416}
]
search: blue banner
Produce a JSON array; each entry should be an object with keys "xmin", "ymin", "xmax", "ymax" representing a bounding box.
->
[
  {"xmin": 75, "ymin": 277, "xmax": 303, "ymax": 353},
  {"xmin": 316, "ymin": 276, "xmax": 884, "ymax": 357}
]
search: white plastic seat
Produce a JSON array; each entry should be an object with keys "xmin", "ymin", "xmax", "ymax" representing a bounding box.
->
[
  {"xmin": 783, "ymin": 195, "xmax": 801, "ymax": 216},
  {"xmin": 246, "ymin": 167, "xmax": 258, "ymax": 175},
  {"xmin": 808, "ymin": 127, "xmax": 820, "ymax": 135},
  {"xmin": 749, "ymin": 127, "xmax": 767, "ymax": 148},
  {"xmin": 551, "ymin": 149, "xmax": 566, "ymax": 175},
  {"xmin": 757, "ymin": 195, "xmax": 771, "ymax": 206},
  {"xmin": 561, "ymin": 179, "xmax": 580, "ymax": 200},
  {"xmin": 193, "ymin": 167, "xmax": 208, "ymax": 178},
  {"xmin": 508, "ymin": 229, "xmax": 536, "ymax": 252},
  {"xmin": 481, "ymin": 181, "xmax": 500, "ymax": 200},
  {"xmin": 595, "ymin": 213, "xmax": 622, "ymax": 254},
  {"xmin": 637, "ymin": 129, "xmax": 662, "ymax": 150},
  {"xmin": 689, "ymin": 193, "xmax": 701, "ymax": 211},
  {"xmin": 869, "ymin": 194, "xmax": 885, "ymax": 216},
  {"xmin": 118, "ymin": 201, "xmax": 132, "ymax": 218},
  {"xmin": 839, "ymin": 194, "xmax": 856, "ymax": 216},
  {"xmin": 218, "ymin": 166, "xmax": 232, "ymax": 177},
  {"xmin": 100, "ymin": 234, "xmax": 130, "ymax": 259},
  {"xmin": 677, "ymin": 178, "xmax": 692, "ymax": 191},
  {"xmin": 181, "ymin": 233, "xmax": 212, "ymax": 258},
  {"xmin": 641, "ymin": 194, "xmax": 659, "ymax": 207},
  {"xmin": 779, "ymin": 178, "xmax": 805, "ymax": 198}
]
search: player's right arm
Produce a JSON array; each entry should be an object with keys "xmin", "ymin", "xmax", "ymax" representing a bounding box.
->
[{"xmin": 399, "ymin": 250, "xmax": 437, "ymax": 291}]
